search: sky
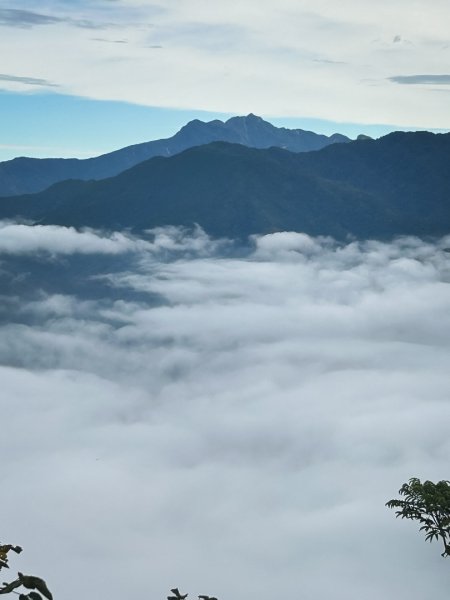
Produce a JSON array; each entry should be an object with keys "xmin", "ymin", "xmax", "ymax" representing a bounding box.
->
[
  {"xmin": 1, "ymin": 223, "xmax": 450, "ymax": 600},
  {"xmin": 1, "ymin": 0, "xmax": 450, "ymax": 161}
]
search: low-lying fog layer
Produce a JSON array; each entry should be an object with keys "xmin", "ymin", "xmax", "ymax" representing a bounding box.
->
[{"xmin": 1, "ymin": 221, "xmax": 450, "ymax": 600}]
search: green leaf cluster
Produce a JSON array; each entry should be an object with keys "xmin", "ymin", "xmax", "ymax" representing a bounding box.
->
[
  {"xmin": 0, "ymin": 543, "xmax": 52, "ymax": 600},
  {"xmin": 0, "ymin": 544, "xmax": 22, "ymax": 571},
  {"xmin": 386, "ymin": 477, "xmax": 450, "ymax": 556}
]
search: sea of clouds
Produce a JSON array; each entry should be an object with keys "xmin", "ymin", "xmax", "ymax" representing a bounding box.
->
[{"xmin": 1, "ymin": 220, "xmax": 450, "ymax": 600}]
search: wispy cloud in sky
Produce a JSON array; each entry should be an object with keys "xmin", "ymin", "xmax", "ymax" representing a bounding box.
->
[
  {"xmin": 91, "ymin": 36, "xmax": 128, "ymax": 44},
  {"xmin": 0, "ymin": 73, "xmax": 58, "ymax": 87},
  {"xmin": 0, "ymin": 7, "xmax": 110, "ymax": 29},
  {"xmin": 2, "ymin": 223, "xmax": 450, "ymax": 600},
  {"xmin": 0, "ymin": 8, "xmax": 61, "ymax": 27},
  {"xmin": 389, "ymin": 74, "xmax": 450, "ymax": 85}
]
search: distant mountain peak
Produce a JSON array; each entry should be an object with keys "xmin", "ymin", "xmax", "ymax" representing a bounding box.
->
[
  {"xmin": 178, "ymin": 118, "xmax": 208, "ymax": 132},
  {"xmin": 245, "ymin": 113, "xmax": 264, "ymax": 120},
  {"xmin": 226, "ymin": 113, "xmax": 268, "ymax": 124}
]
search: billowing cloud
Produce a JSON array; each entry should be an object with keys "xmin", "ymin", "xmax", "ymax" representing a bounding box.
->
[
  {"xmin": 0, "ymin": 221, "xmax": 145, "ymax": 254},
  {"xmin": 1, "ymin": 222, "xmax": 450, "ymax": 600},
  {"xmin": 0, "ymin": 222, "xmax": 231, "ymax": 262}
]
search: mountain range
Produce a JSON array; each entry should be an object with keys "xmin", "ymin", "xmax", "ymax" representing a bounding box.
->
[
  {"xmin": 0, "ymin": 114, "xmax": 350, "ymax": 197},
  {"xmin": 1, "ymin": 130, "xmax": 449, "ymax": 240}
]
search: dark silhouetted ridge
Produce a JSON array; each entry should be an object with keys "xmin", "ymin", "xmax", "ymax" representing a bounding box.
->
[{"xmin": 1, "ymin": 131, "xmax": 450, "ymax": 240}]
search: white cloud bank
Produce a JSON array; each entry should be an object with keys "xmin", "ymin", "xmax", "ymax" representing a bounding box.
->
[
  {"xmin": 0, "ymin": 221, "xmax": 143, "ymax": 254},
  {"xmin": 1, "ymin": 0, "xmax": 450, "ymax": 128},
  {"xmin": 0, "ymin": 221, "xmax": 221, "ymax": 256},
  {"xmin": 1, "ymin": 224, "xmax": 450, "ymax": 600}
]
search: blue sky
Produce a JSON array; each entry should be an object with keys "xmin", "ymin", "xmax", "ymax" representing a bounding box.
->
[{"xmin": 1, "ymin": 0, "xmax": 449, "ymax": 161}]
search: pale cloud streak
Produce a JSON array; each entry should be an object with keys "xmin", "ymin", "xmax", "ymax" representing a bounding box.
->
[
  {"xmin": 0, "ymin": 7, "xmax": 112, "ymax": 29},
  {"xmin": 389, "ymin": 74, "xmax": 450, "ymax": 85},
  {"xmin": 0, "ymin": 73, "xmax": 58, "ymax": 87},
  {"xmin": 0, "ymin": 0, "xmax": 449, "ymax": 128},
  {"xmin": 0, "ymin": 8, "xmax": 61, "ymax": 27}
]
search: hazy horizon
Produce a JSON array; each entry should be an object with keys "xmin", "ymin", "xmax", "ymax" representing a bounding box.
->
[{"xmin": 2, "ymin": 99, "xmax": 449, "ymax": 163}]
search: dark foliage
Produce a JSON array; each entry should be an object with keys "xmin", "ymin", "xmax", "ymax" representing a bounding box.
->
[
  {"xmin": 0, "ymin": 542, "xmax": 52, "ymax": 600},
  {"xmin": 0, "ymin": 545, "xmax": 22, "ymax": 571},
  {"xmin": 386, "ymin": 477, "xmax": 450, "ymax": 557}
]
